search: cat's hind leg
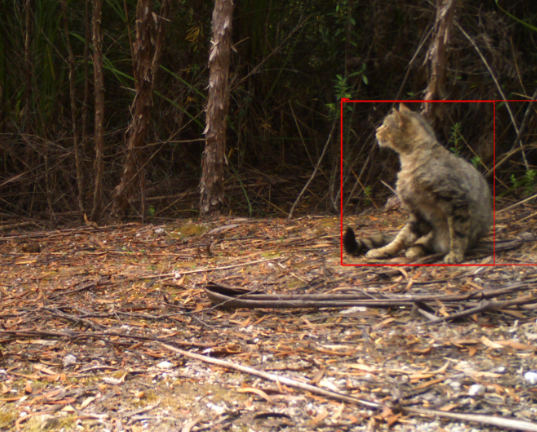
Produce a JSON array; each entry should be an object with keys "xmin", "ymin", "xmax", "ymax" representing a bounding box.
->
[
  {"xmin": 366, "ymin": 213, "xmax": 431, "ymax": 259},
  {"xmin": 444, "ymin": 202, "xmax": 471, "ymax": 264}
]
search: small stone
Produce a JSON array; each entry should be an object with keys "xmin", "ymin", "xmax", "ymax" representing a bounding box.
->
[
  {"xmin": 102, "ymin": 376, "xmax": 124, "ymax": 385},
  {"xmin": 63, "ymin": 354, "xmax": 76, "ymax": 367},
  {"xmin": 157, "ymin": 361, "xmax": 174, "ymax": 369},
  {"xmin": 517, "ymin": 232, "xmax": 535, "ymax": 241},
  {"xmin": 448, "ymin": 381, "xmax": 461, "ymax": 389},
  {"xmin": 340, "ymin": 307, "xmax": 368, "ymax": 314},
  {"xmin": 524, "ymin": 371, "xmax": 537, "ymax": 385}
]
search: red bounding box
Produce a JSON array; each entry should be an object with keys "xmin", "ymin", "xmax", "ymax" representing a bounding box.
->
[{"xmin": 340, "ymin": 99, "xmax": 499, "ymax": 267}]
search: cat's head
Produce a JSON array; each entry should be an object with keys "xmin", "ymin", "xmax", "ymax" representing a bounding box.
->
[{"xmin": 376, "ymin": 104, "xmax": 436, "ymax": 153}]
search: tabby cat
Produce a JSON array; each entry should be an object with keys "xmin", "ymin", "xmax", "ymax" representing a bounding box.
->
[{"xmin": 344, "ymin": 104, "xmax": 492, "ymax": 264}]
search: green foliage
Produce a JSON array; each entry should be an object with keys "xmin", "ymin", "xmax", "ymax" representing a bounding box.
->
[
  {"xmin": 363, "ymin": 185, "xmax": 373, "ymax": 207},
  {"xmin": 510, "ymin": 174, "xmax": 520, "ymax": 189},
  {"xmin": 526, "ymin": 169, "xmax": 537, "ymax": 193},
  {"xmin": 449, "ymin": 123, "xmax": 463, "ymax": 156},
  {"xmin": 326, "ymin": 74, "xmax": 353, "ymax": 118},
  {"xmin": 510, "ymin": 169, "xmax": 537, "ymax": 195},
  {"xmin": 471, "ymin": 156, "xmax": 482, "ymax": 169},
  {"xmin": 349, "ymin": 64, "xmax": 368, "ymax": 85}
]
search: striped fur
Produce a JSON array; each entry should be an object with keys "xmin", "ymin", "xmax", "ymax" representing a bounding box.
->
[{"xmin": 343, "ymin": 227, "xmax": 394, "ymax": 256}]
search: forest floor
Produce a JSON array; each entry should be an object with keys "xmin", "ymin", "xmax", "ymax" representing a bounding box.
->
[{"xmin": 0, "ymin": 199, "xmax": 536, "ymax": 431}]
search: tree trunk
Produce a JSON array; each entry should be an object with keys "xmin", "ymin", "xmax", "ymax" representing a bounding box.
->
[
  {"xmin": 81, "ymin": 0, "xmax": 91, "ymax": 199},
  {"xmin": 60, "ymin": 0, "xmax": 85, "ymax": 218},
  {"xmin": 111, "ymin": 0, "xmax": 169, "ymax": 220},
  {"xmin": 200, "ymin": 0, "xmax": 235, "ymax": 215},
  {"xmin": 423, "ymin": 0, "xmax": 457, "ymax": 123},
  {"xmin": 90, "ymin": 0, "xmax": 105, "ymax": 222}
]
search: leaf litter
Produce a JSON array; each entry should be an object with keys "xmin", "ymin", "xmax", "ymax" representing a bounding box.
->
[{"xmin": 0, "ymin": 205, "xmax": 536, "ymax": 431}]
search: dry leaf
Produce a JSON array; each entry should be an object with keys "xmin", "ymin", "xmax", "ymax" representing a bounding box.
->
[
  {"xmin": 236, "ymin": 387, "xmax": 272, "ymax": 403},
  {"xmin": 308, "ymin": 409, "xmax": 328, "ymax": 425},
  {"xmin": 80, "ymin": 396, "xmax": 96, "ymax": 409},
  {"xmin": 481, "ymin": 336, "xmax": 504, "ymax": 349}
]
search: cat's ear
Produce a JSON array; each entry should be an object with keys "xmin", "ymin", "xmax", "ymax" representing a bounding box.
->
[
  {"xmin": 392, "ymin": 107, "xmax": 405, "ymax": 128},
  {"xmin": 399, "ymin": 103, "xmax": 411, "ymax": 112}
]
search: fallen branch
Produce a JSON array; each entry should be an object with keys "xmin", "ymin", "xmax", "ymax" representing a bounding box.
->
[
  {"xmin": 204, "ymin": 280, "xmax": 536, "ymax": 310},
  {"xmin": 160, "ymin": 342, "xmax": 383, "ymax": 410}
]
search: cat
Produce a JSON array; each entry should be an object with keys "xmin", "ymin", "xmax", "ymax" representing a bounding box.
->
[{"xmin": 344, "ymin": 104, "xmax": 492, "ymax": 264}]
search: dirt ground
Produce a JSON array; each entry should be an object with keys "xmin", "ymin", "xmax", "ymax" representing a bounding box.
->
[{"xmin": 0, "ymin": 200, "xmax": 536, "ymax": 431}]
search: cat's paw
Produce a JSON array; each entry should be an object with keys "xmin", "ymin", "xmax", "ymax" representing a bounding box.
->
[
  {"xmin": 366, "ymin": 248, "xmax": 389, "ymax": 259},
  {"xmin": 444, "ymin": 251, "xmax": 463, "ymax": 264},
  {"xmin": 405, "ymin": 245, "xmax": 426, "ymax": 259}
]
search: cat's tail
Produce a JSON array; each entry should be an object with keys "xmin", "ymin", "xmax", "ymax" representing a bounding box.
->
[{"xmin": 343, "ymin": 227, "xmax": 395, "ymax": 256}]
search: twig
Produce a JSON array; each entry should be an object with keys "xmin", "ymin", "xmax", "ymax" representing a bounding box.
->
[
  {"xmin": 380, "ymin": 180, "xmax": 397, "ymax": 196},
  {"xmin": 405, "ymin": 407, "xmax": 537, "ymax": 432},
  {"xmin": 236, "ymin": 15, "xmax": 311, "ymax": 86},
  {"xmin": 48, "ymin": 281, "xmax": 100, "ymax": 299},
  {"xmin": 428, "ymin": 296, "xmax": 537, "ymax": 324},
  {"xmin": 289, "ymin": 118, "xmax": 337, "ymax": 219},
  {"xmin": 39, "ymin": 307, "xmax": 104, "ymax": 330},
  {"xmin": 121, "ymin": 258, "xmax": 283, "ymax": 280},
  {"xmin": 352, "ymin": 170, "xmax": 379, "ymax": 209},
  {"xmin": 394, "ymin": 26, "xmax": 434, "ymax": 101},
  {"xmin": 496, "ymin": 192, "xmax": 537, "ymax": 214},
  {"xmin": 119, "ymin": 400, "xmax": 161, "ymax": 419},
  {"xmin": 486, "ymin": 142, "xmax": 535, "ymax": 178},
  {"xmin": 510, "ymin": 87, "xmax": 537, "ymax": 153},
  {"xmin": 342, "ymin": 141, "xmax": 374, "ymax": 213}
]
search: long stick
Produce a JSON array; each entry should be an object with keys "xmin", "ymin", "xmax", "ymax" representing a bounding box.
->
[{"xmin": 160, "ymin": 342, "xmax": 383, "ymax": 409}]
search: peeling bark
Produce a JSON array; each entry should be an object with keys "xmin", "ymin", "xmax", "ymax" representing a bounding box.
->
[
  {"xmin": 112, "ymin": 0, "xmax": 170, "ymax": 220},
  {"xmin": 423, "ymin": 0, "xmax": 457, "ymax": 123},
  {"xmin": 90, "ymin": 0, "xmax": 105, "ymax": 222},
  {"xmin": 200, "ymin": 0, "xmax": 235, "ymax": 215}
]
